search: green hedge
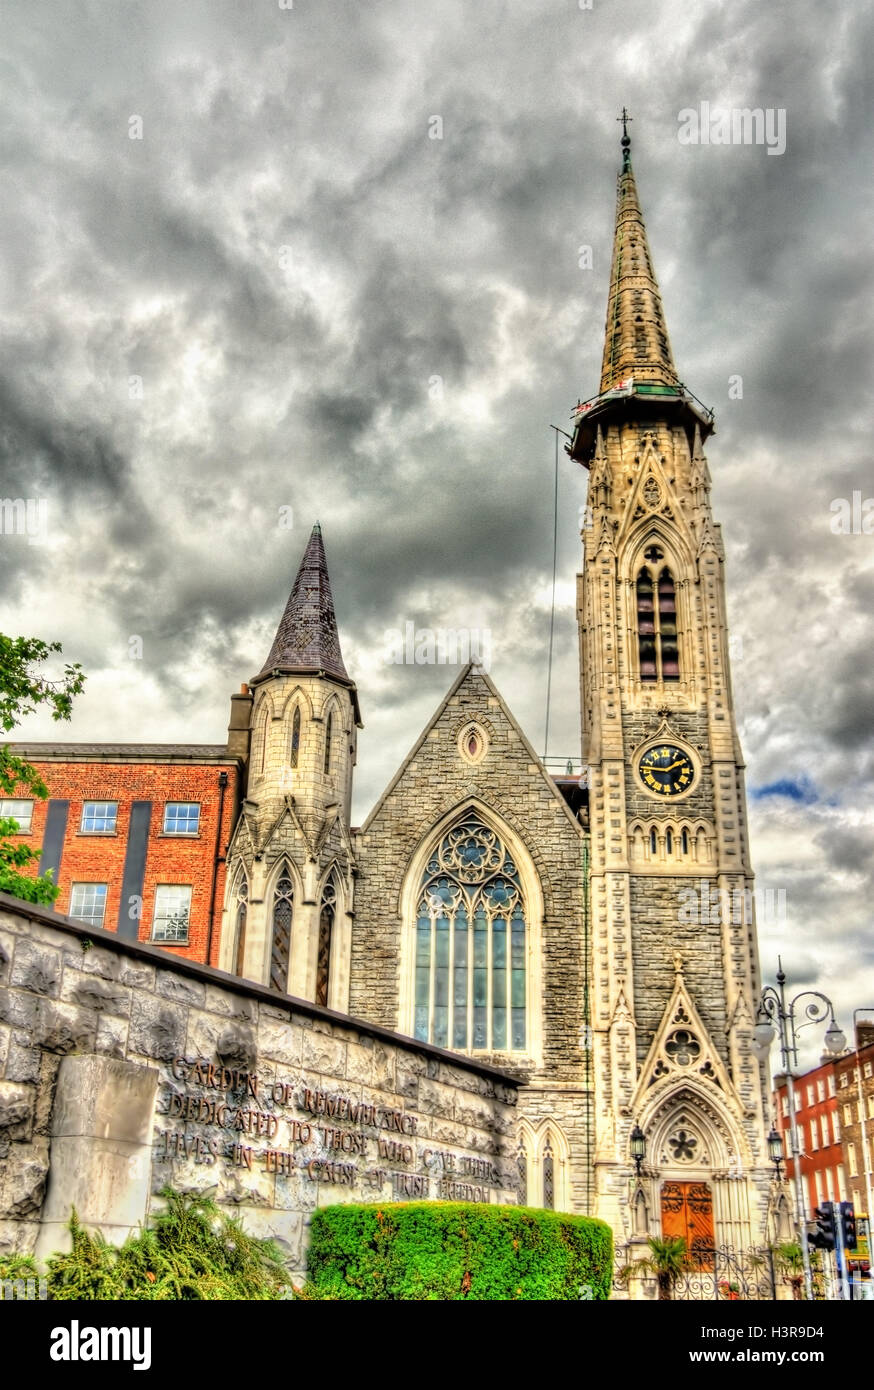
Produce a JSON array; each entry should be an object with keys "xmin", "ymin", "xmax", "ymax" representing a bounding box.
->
[{"xmin": 304, "ymin": 1202, "xmax": 613, "ymax": 1300}]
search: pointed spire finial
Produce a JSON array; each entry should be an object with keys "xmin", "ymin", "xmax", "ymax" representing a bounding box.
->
[
  {"xmin": 617, "ymin": 107, "xmax": 632, "ymax": 168},
  {"xmin": 599, "ymin": 118, "xmax": 678, "ymax": 394}
]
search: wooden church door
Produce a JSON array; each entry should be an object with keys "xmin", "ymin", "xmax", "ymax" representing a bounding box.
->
[{"xmin": 660, "ymin": 1181, "xmax": 714, "ymax": 1258}]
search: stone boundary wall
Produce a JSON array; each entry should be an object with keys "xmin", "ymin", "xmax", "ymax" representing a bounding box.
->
[{"xmin": 0, "ymin": 894, "xmax": 519, "ymax": 1276}]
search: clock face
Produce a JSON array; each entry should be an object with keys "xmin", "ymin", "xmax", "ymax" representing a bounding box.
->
[{"xmin": 639, "ymin": 743, "xmax": 695, "ymax": 797}]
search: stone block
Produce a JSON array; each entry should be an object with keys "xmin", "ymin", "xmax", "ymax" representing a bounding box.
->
[
  {"xmin": 257, "ymin": 1018, "xmax": 302, "ymax": 1070},
  {"xmin": 34, "ymin": 1055, "xmax": 158, "ymax": 1259},
  {"xmin": 0, "ymin": 1081, "xmax": 34, "ymax": 1141},
  {"xmin": 301, "ymin": 1030, "xmax": 346, "ymax": 1075},
  {"xmin": 61, "ymin": 942, "xmax": 120, "ymax": 981},
  {"xmin": 119, "ymin": 958, "xmax": 156, "ymax": 991},
  {"xmin": 129, "ymin": 993, "xmax": 187, "ymax": 1063},
  {"xmin": 4, "ymin": 1040, "xmax": 40, "ymax": 1084},
  {"xmin": 0, "ymin": 930, "xmax": 13, "ymax": 984},
  {"xmin": 31, "ymin": 999, "xmax": 97, "ymax": 1055},
  {"xmin": 50, "ymin": 1054, "xmax": 158, "ymax": 1144},
  {"xmin": 203, "ymin": 985, "xmax": 256, "ymax": 1022},
  {"xmin": 156, "ymin": 973, "xmax": 206, "ymax": 1007},
  {"xmin": 60, "ymin": 968, "xmax": 131, "ymax": 1017},
  {"xmin": 344, "ymin": 1041, "xmax": 373, "ymax": 1086},
  {"xmin": 0, "ymin": 1143, "xmax": 49, "ymax": 1219},
  {"xmin": 10, "ymin": 941, "xmax": 62, "ymax": 998},
  {"xmin": 96, "ymin": 1013, "xmax": 129, "ymax": 1058}
]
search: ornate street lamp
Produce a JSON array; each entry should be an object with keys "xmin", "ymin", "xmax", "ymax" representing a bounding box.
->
[
  {"xmin": 767, "ymin": 1123, "xmax": 785, "ymax": 1178},
  {"xmin": 630, "ymin": 1123, "xmax": 646, "ymax": 1177},
  {"xmin": 752, "ymin": 957, "xmax": 846, "ymax": 1301}
]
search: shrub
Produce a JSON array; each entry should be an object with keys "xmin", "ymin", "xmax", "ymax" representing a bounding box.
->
[
  {"xmin": 303, "ymin": 1202, "xmax": 612, "ymax": 1301},
  {"xmin": 0, "ymin": 1188, "xmax": 291, "ymax": 1301}
]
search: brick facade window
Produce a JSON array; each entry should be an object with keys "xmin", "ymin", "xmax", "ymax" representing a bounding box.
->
[
  {"xmin": 0, "ymin": 798, "xmax": 33, "ymax": 832},
  {"xmin": 152, "ymin": 884, "xmax": 192, "ymax": 943},
  {"xmin": 69, "ymin": 883, "xmax": 108, "ymax": 927},
  {"xmin": 163, "ymin": 802, "xmax": 200, "ymax": 835},
  {"xmin": 80, "ymin": 801, "xmax": 118, "ymax": 833}
]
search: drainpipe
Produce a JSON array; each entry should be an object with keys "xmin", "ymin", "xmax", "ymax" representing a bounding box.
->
[{"xmin": 206, "ymin": 770, "xmax": 229, "ymax": 966}]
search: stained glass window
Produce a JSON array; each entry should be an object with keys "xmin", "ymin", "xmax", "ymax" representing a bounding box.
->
[{"xmin": 413, "ymin": 817, "xmax": 527, "ymax": 1052}]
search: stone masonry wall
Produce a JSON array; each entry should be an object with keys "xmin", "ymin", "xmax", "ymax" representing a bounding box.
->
[{"xmin": 0, "ymin": 893, "xmax": 519, "ymax": 1277}]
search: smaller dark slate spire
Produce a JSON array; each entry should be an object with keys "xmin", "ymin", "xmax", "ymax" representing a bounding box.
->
[{"xmin": 252, "ymin": 523, "xmax": 352, "ymax": 688}]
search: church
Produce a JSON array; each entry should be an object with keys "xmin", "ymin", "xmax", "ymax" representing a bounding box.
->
[{"xmin": 12, "ymin": 125, "xmax": 774, "ymax": 1256}]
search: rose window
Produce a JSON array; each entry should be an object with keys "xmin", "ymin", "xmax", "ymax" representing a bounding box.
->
[{"xmin": 668, "ymin": 1130, "xmax": 698, "ymax": 1162}]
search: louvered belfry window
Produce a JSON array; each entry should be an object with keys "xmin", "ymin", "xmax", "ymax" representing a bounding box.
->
[{"xmin": 637, "ymin": 551, "xmax": 680, "ymax": 683}]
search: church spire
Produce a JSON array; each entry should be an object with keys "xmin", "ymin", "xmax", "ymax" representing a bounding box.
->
[
  {"xmin": 568, "ymin": 117, "xmax": 714, "ymax": 466},
  {"xmin": 600, "ymin": 113, "xmax": 678, "ymax": 393},
  {"xmin": 252, "ymin": 522, "xmax": 353, "ymax": 688}
]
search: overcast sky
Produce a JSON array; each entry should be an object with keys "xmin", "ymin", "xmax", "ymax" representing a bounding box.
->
[{"xmin": 3, "ymin": 0, "xmax": 873, "ymax": 1062}]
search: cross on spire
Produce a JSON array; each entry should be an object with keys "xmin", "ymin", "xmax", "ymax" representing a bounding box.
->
[{"xmin": 617, "ymin": 107, "xmax": 632, "ymax": 167}]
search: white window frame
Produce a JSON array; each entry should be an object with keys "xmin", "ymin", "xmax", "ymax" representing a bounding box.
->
[
  {"xmin": 0, "ymin": 798, "xmax": 33, "ymax": 832},
  {"xmin": 152, "ymin": 885, "xmax": 192, "ymax": 944},
  {"xmin": 80, "ymin": 800, "xmax": 118, "ymax": 833},
  {"xmin": 162, "ymin": 802, "xmax": 201, "ymax": 836},
  {"xmin": 68, "ymin": 882, "xmax": 108, "ymax": 927}
]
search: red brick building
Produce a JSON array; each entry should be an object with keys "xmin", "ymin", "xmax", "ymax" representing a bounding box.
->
[
  {"xmin": 6, "ymin": 745, "xmax": 239, "ymax": 965},
  {"xmin": 773, "ymin": 1060, "xmax": 849, "ymax": 1219}
]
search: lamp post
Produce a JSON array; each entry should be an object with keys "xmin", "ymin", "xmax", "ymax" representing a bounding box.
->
[
  {"xmin": 751, "ymin": 957, "xmax": 846, "ymax": 1302},
  {"xmin": 853, "ymin": 1008, "xmax": 874, "ymax": 1266},
  {"xmin": 767, "ymin": 1123, "xmax": 785, "ymax": 1178},
  {"xmin": 630, "ymin": 1123, "xmax": 646, "ymax": 1177}
]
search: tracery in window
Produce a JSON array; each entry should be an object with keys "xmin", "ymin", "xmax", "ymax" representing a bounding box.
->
[{"xmin": 414, "ymin": 817, "xmax": 527, "ymax": 1052}]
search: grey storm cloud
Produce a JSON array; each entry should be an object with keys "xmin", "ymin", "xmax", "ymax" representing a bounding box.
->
[{"xmin": 2, "ymin": 0, "xmax": 874, "ymax": 1034}]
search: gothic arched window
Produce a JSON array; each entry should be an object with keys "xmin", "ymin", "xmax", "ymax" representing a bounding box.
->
[
  {"xmin": 290, "ymin": 707, "xmax": 301, "ymax": 769},
  {"xmin": 316, "ymin": 875, "xmax": 336, "ymax": 1008},
  {"xmin": 414, "ymin": 816, "xmax": 527, "ymax": 1052},
  {"xmin": 324, "ymin": 711, "xmax": 333, "ymax": 775},
  {"xmin": 270, "ymin": 871, "xmax": 294, "ymax": 993},
  {"xmin": 256, "ymin": 705, "xmax": 269, "ymax": 773},
  {"xmin": 636, "ymin": 556, "xmax": 680, "ymax": 682},
  {"xmin": 233, "ymin": 878, "xmax": 248, "ymax": 977}
]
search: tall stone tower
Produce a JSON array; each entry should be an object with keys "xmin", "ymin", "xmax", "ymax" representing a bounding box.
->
[
  {"xmin": 221, "ymin": 523, "xmax": 361, "ymax": 1010},
  {"xmin": 569, "ymin": 122, "xmax": 773, "ymax": 1251}
]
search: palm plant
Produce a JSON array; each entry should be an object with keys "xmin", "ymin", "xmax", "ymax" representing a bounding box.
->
[{"xmin": 644, "ymin": 1236, "xmax": 691, "ymax": 1300}]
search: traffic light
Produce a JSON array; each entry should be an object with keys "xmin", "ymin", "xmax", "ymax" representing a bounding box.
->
[
  {"xmin": 811, "ymin": 1202, "xmax": 836, "ymax": 1250},
  {"xmin": 840, "ymin": 1201, "xmax": 858, "ymax": 1250}
]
